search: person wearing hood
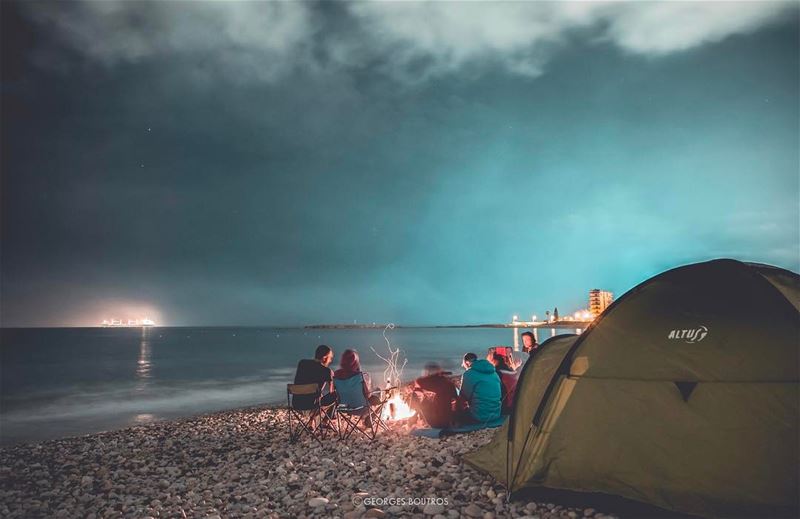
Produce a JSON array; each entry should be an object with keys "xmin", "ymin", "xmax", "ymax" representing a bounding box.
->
[{"xmin": 457, "ymin": 357, "xmax": 501, "ymax": 424}]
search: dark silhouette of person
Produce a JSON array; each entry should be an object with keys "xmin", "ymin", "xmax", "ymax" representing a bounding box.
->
[
  {"xmin": 292, "ymin": 344, "xmax": 337, "ymax": 410},
  {"xmin": 408, "ymin": 362, "xmax": 458, "ymax": 428}
]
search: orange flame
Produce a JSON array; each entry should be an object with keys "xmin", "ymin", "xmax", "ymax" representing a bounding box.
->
[{"xmin": 382, "ymin": 393, "xmax": 416, "ymax": 421}]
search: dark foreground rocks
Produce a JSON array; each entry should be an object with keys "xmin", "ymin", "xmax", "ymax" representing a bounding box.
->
[{"xmin": 0, "ymin": 406, "xmax": 616, "ymax": 518}]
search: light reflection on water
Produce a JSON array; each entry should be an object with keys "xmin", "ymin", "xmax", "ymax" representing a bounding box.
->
[{"xmin": 136, "ymin": 328, "xmax": 152, "ymax": 391}]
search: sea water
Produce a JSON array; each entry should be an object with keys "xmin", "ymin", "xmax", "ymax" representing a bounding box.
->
[{"xmin": 0, "ymin": 326, "xmax": 568, "ymax": 445}]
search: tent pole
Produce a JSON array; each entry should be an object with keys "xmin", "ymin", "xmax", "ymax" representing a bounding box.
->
[
  {"xmin": 505, "ymin": 437, "xmax": 513, "ymax": 502},
  {"xmin": 508, "ymin": 423, "xmax": 536, "ymax": 497}
]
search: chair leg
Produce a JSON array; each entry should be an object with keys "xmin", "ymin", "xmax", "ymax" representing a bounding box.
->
[
  {"xmin": 318, "ymin": 405, "xmax": 337, "ymax": 440},
  {"xmin": 290, "ymin": 410, "xmax": 324, "ymax": 445},
  {"xmin": 290, "ymin": 410, "xmax": 302, "ymax": 443},
  {"xmin": 369, "ymin": 403, "xmax": 390, "ymax": 436},
  {"xmin": 314, "ymin": 410, "xmax": 331, "ymax": 443},
  {"xmin": 339, "ymin": 413, "xmax": 359, "ymax": 441},
  {"xmin": 315, "ymin": 410, "xmax": 326, "ymax": 441},
  {"xmin": 364, "ymin": 415, "xmax": 377, "ymax": 442},
  {"xmin": 336, "ymin": 413, "xmax": 344, "ymax": 441},
  {"xmin": 369, "ymin": 411, "xmax": 380, "ymax": 438},
  {"xmin": 310, "ymin": 412, "xmax": 326, "ymax": 445},
  {"xmin": 288, "ymin": 409, "xmax": 314, "ymax": 443},
  {"xmin": 351, "ymin": 414, "xmax": 375, "ymax": 441}
]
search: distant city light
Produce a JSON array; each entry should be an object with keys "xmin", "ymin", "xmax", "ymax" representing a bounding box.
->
[
  {"xmin": 511, "ymin": 289, "xmax": 610, "ymax": 326},
  {"xmin": 91, "ymin": 300, "xmax": 162, "ymax": 328},
  {"xmin": 101, "ymin": 317, "xmax": 156, "ymax": 327}
]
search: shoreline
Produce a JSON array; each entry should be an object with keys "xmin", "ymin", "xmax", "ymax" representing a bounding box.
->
[
  {"xmin": 1, "ymin": 323, "xmax": 591, "ymax": 330},
  {"xmin": 0, "ymin": 402, "xmax": 286, "ymax": 449},
  {"xmin": 0, "ymin": 405, "xmax": 617, "ymax": 518}
]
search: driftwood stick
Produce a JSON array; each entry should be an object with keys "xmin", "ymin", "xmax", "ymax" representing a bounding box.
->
[{"xmin": 369, "ymin": 323, "xmax": 407, "ymax": 389}]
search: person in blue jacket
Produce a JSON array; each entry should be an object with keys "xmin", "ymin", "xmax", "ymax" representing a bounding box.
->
[{"xmin": 457, "ymin": 357, "xmax": 501, "ymax": 424}]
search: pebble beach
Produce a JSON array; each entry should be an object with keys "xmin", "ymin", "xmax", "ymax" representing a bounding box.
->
[{"xmin": 0, "ymin": 406, "xmax": 615, "ymax": 519}]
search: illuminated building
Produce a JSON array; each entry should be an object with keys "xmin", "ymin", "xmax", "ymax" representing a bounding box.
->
[{"xmin": 589, "ymin": 289, "xmax": 614, "ymax": 316}]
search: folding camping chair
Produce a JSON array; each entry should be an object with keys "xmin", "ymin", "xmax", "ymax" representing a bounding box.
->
[
  {"xmin": 334, "ymin": 373, "xmax": 389, "ymax": 441},
  {"xmin": 286, "ymin": 382, "xmax": 338, "ymax": 444}
]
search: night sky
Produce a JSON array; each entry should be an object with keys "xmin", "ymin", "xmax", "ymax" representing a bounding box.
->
[{"xmin": 2, "ymin": 1, "xmax": 798, "ymax": 327}]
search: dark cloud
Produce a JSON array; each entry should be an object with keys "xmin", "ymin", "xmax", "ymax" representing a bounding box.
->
[
  {"xmin": 2, "ymin": 1, "xmax": 798, "ymax": 326},
  {"xmin": 16, "ymin": 1, "xmax": 798, "ymax": 82}
]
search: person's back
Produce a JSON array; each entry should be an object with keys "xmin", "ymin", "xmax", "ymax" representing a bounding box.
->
[
  {"xmin": 460, "ymin": 358, "xmax": 501, "ymax": 422},
  {"xmin": 334, "ymin": 372, "xmax": 369, "ymax": 409},
  {"xmin": 292, "ymin": 346, "xmax": 335, "ymax": 410},
  {"xmin": 496, "ymin": 368, "xmax": 519, "ymax": 414},
  {"xmin": 490, "ymin": 352, "xmax": 520, "ymax": 413},
  {"xmin": 413, "ymin": 372, "xmax": 458, "ymax": 428},
  {"xmin": 333, "ymin": 349, "xmax": 373, "ymax": 404}
]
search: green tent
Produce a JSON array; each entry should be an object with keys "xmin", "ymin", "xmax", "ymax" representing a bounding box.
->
[{"xmin": 464, "ymin": 259, "xmax": 799, "ymax": 518}]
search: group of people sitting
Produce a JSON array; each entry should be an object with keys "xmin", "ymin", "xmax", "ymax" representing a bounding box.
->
[{"xmin": 291, "ymin": 331, "xmax": 540, "ymax": 430}]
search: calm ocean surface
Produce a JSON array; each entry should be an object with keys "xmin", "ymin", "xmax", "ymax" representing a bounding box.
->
[{"xmin": 0, "ymin": 326, "xmax": 570, "ymax": 445}]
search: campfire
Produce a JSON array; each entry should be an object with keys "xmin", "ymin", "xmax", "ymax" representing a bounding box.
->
[
  {"xmin": 381, "ymin": 391, "xmax": 416, "ymax": 421},
  {"xmin": 371, "ymin": 324, "xmax": 417, "ymax": 423}
]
